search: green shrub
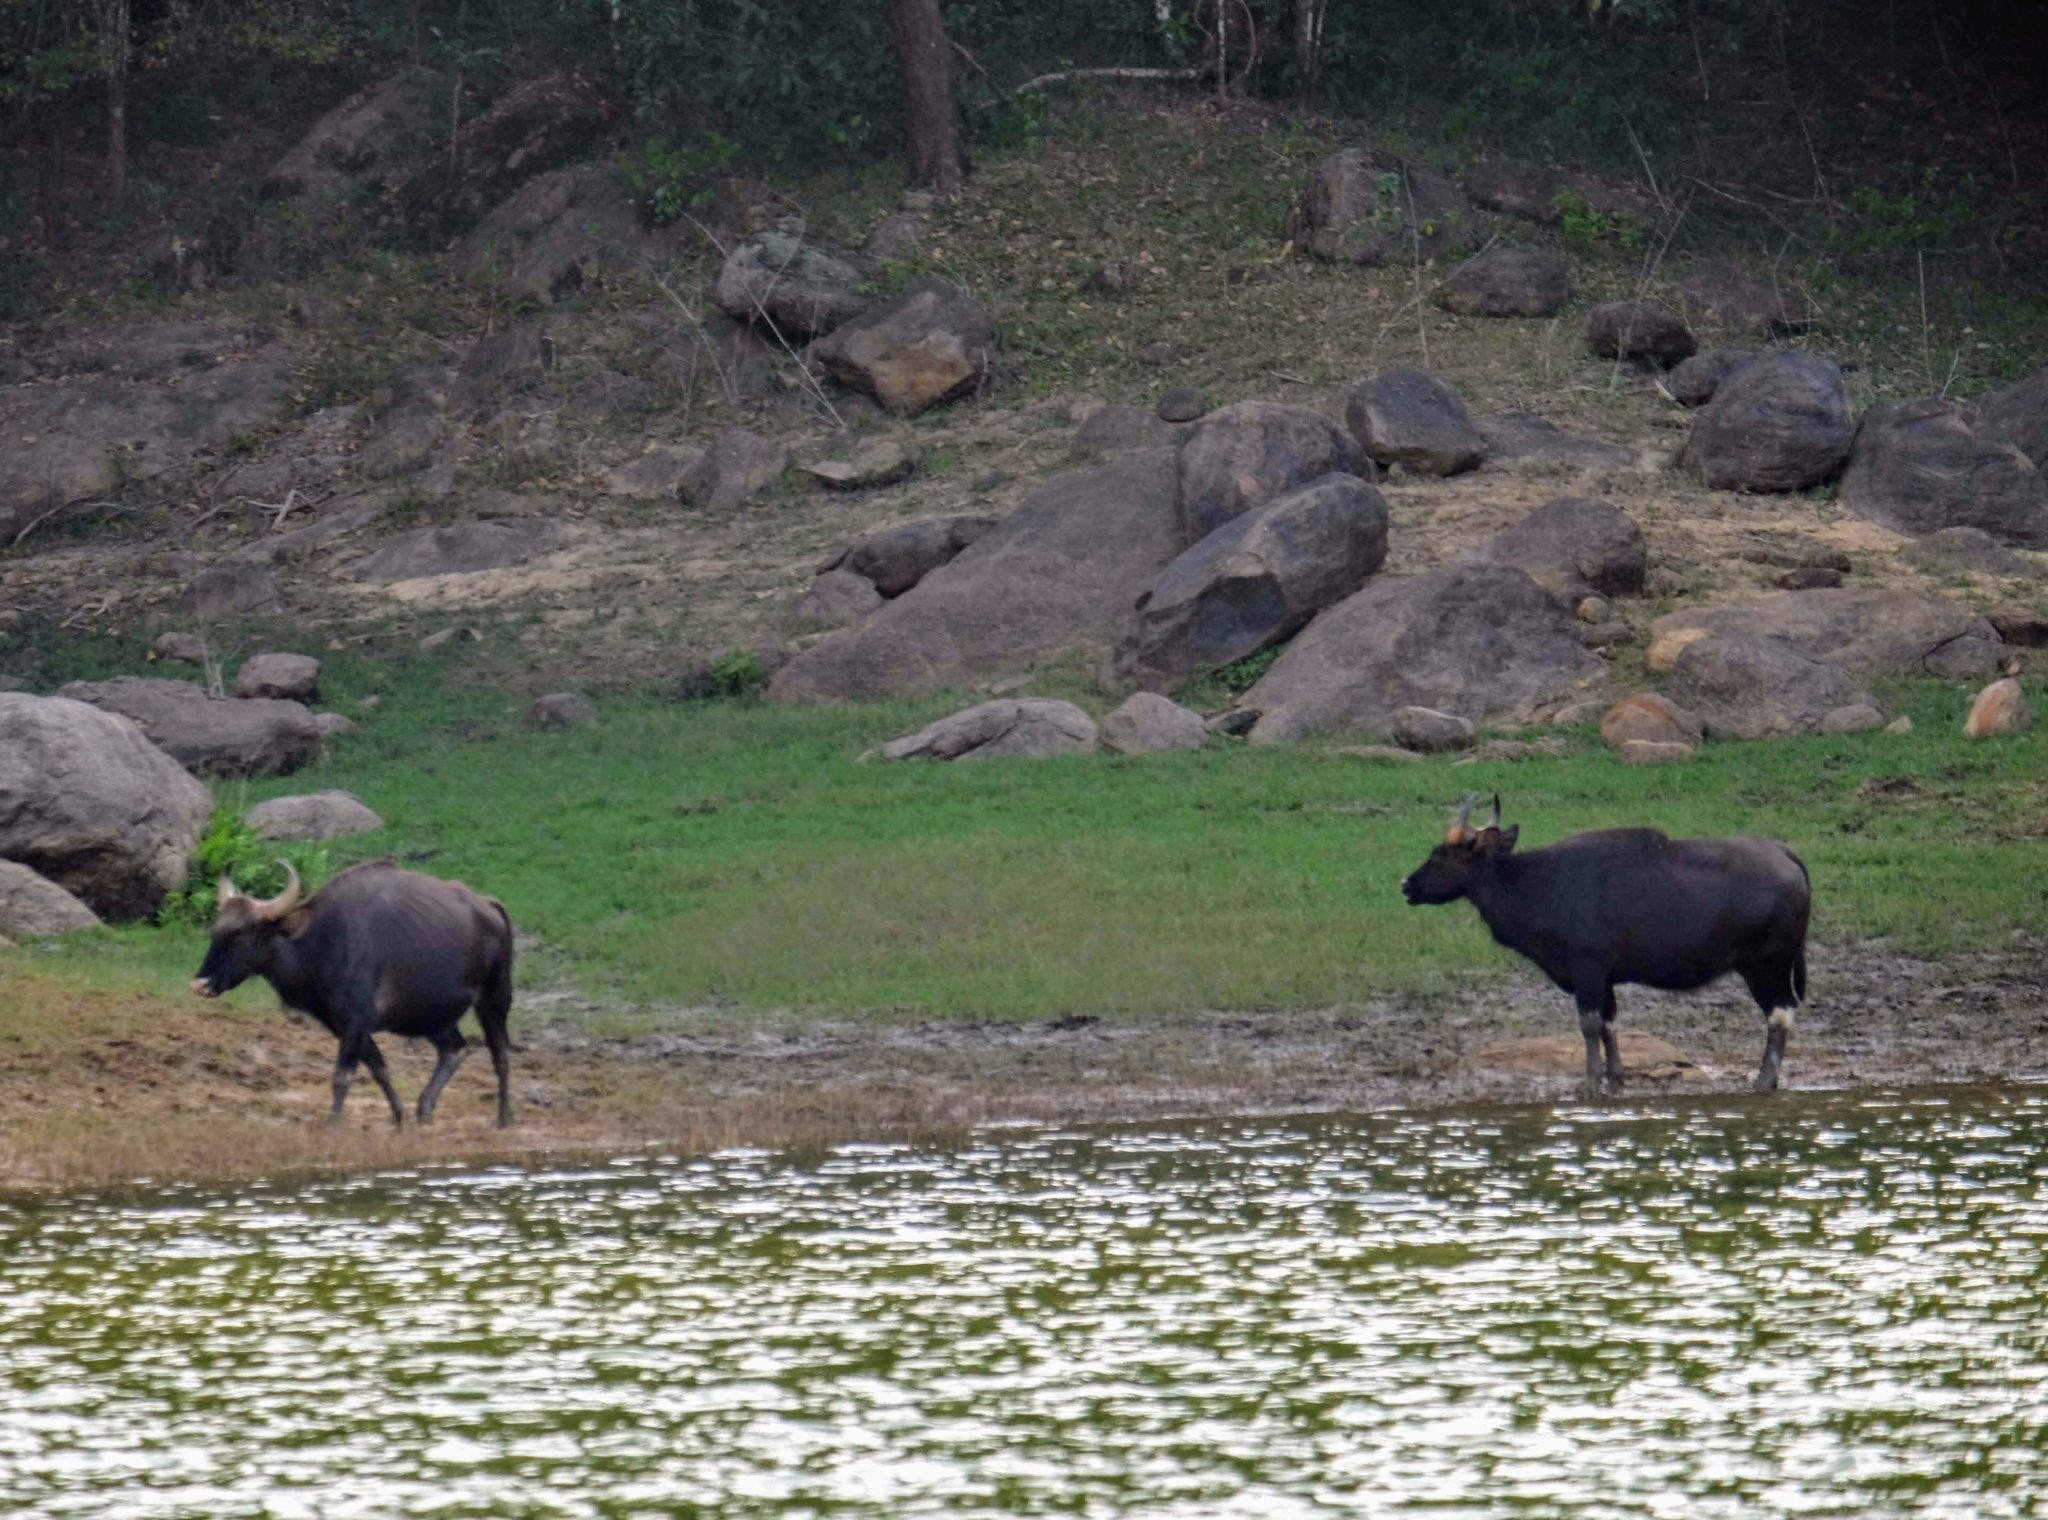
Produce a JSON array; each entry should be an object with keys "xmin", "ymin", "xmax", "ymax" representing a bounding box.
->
[{"xmin": 161, "ymin": 808, "xmax": 331, "ymax": 930}]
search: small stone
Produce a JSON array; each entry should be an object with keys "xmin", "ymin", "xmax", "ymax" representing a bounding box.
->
[
  {"xmin": 603, "ymin": 443, "xmax": 707, "ymax": 501},
  {"xmin": 1618, "ymin": 739, "xmax": 1696, "ymax": 764},
  {"xmin": 1083, "ymin": 261, "xmax": 1132, "ymax": 293},
  {"xmin": 1140, "ymin": 342, "xmax": 1181, "ymax": 367},
  {"xmin": 1459, "ymin": 737, "xmax": 1569, "ymax": 763},
  {"xmin": 1576, "ymin": 596, "xmax": 1611, "ymax": 624},
  {"xmin": 358, "ymin": 695, "xmax": 383, "ymax": 711},
  {"xmin": 1963, "ymin": 679, "xmax": 2030, "ymax": 738},
  {"xmin": 0, "ymin": 860, "xmax": 103, "ymax": 939},
  {"xmin": 900, "ymin": 190, "xmax": 936, "ymax": 213},
  {"xmin": 1600, "ymin": 693, "xmax": 1703, "ymax": 750},
  {"xmin": 1777, "ymin": 566, "xmax": 1845, "ymax": 591},
  {"xmin": 1647, "ymin": 626, "xmax": 1710, "ymax": 673},
  {"xmin": 1099, "ymin": 692, "xmax": 1206, "ymax": 755},
  {"xmin": 802, "ymin": 438, "xmax": 919, "ymax": 490},
  {"xmin": 1647, "ymin": 567, "xmax": 1690, "ymax": 597},
  {"xmin": 420, "ymin": 626, "xmax": 479, "ymax": 652},
  {"xmin": 522, "ymin": 692, "xmax": 595, "ymax": 730},
  {"xmin": 1884, "ymin": 715, "xmax": 1914, "ymax": 736},
  {"xmin": 234, "ymin": 652, "xmax": 321, "ymax": 702},
  {"xmin": 792, "ymin": 569, "xmax": 884, "ymax": 631},
  {"xmin": 1550, "ymin": 699, "xmax": 1609, "ymax": 728},
  {"xmin": 1156, "ymin": 388, "xmax": 1207, "ymax": 424},
  {"xmin": 247, "ymin": 790, "xmax": 384, "ymax": 841},
  {"xmin": 1820, "ymin": 703, "xmax": 1885, "ymax": 734},
  {"xmin": 1392, "ymin": 705, "xmax": 1477, "ymax": 753},
  {"xmin": 311, "ymin": 712, "xmax": 356, "ymax": 741},
  {"xmin": 1335, "ymin": 744, "xmax": 1423, "ymax": 764},
  {"xmin": 151, "ymin": 631, "xmax": 208, "ymax": 665}
]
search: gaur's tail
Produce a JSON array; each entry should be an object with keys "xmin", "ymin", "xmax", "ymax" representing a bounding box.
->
[{"xmin": 1792, "ymin": 947, "xmax": 1807, "ymax": 1008}]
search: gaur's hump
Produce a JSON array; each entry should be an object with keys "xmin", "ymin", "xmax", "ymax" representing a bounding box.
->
[{"xmin": 1552, "ymin": 827, "xmax": 1671, "ymax": 856}]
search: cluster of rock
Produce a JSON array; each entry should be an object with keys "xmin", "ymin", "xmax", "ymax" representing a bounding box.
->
[{"xmin": 59, "ymin": 648, "xmax": 352, "ymax": 779}]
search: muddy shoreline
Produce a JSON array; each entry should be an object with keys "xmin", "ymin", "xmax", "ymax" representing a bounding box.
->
[{"xmin": 5, "ymin": 947, "xmax": 2046, "ymax": 1193}]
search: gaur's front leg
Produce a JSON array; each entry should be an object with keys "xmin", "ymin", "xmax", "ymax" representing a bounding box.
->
[
  {"xmin": 1573, "ymin": 982, "xmax": 1607, "ymax": 1098},
  {"xmin": 1600, "ymin": 987, "xmax": 1625, "ymax": 1092},
  {"xmin": 329, "ymin": 1032, "xmax": 365, "ymax": 1124},
  {"xmin": 416, "ymin": 1033, "xmax": 470, "ymax": 1124}
]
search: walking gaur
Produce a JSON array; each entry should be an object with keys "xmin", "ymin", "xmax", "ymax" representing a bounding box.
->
[
  {"xmin": 192, "ymin": 859, "xmax": 516, "ymax": 1127},
  {"xmin": 1401, "ymin": 796, "xmax": 1811, "ymax": 1095}
]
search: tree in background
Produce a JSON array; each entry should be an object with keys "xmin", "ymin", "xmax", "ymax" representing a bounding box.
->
[{"xmin": 888, "ymin": 0, "xmax": 962, "ymax": 196}]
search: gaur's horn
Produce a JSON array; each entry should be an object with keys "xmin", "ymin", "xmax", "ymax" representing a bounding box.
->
[
  {"xmin": 251, "ymin": 860, "xmax": 303, "ymax": 922},
  {"xmin": 1446, "ymin": 796, "xmax": 1477, "ymax": 843},
  {"xmin": 1487, "ymin": 794, "xmax": 1502, "ymax": 831},
  {"xmin": 217, "ymin": 872, "xmax": 239, "ymax": 906}
]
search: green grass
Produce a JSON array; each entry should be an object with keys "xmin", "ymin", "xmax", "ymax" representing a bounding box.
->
[{"xmin": 10, "ymin": 645, "xmax": 2045, "ymax": 1027}]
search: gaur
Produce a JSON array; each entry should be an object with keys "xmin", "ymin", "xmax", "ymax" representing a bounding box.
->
[
  {"xmin": 192, "ymin": 859, "xmax": 516, "ymax": 1127},
  {"xmin": 1400, "ymin": 796, "xmax": 1810, "ymax": 1095}
]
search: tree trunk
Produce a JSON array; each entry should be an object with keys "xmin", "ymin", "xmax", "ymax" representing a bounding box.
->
[
  {"xmin": 95, "ymin": 0, "xmax": 130, "ymax": 208},
  {"xmin": 1293, "ymin": 0, "xmax": 1326, "ymax": 105},
  {"xmin": 41, "ymin": 114, "xmax": 68, "ymax": 251},
  {"xmin": 888, "ymin": 0, "xmax": 964, "ymax": 198}
]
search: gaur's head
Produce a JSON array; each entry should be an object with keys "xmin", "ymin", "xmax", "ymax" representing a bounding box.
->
[
  {"xmin": 1401, "ymin": 795, "xmax": 1520, "ymax": 906},
  {"xmin": 191, "ymin": 863, "xmax": 303, "ymax": 998}
]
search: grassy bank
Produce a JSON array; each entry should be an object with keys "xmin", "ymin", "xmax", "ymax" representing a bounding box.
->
[{"xmin": 7, "ymin": 645, "xmax": 2044, "ymax": 1027}]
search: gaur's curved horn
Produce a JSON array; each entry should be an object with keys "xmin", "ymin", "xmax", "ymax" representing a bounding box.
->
[
  {"xmin": 217, "ymin": 872, "xmax": 239, "ymax": 906},
  {"xmin": 251, "ymin": 861, "xmax": 302, "ymax": 922},
  {"xmin": 1487, "ymin": 794, "xmax": 1502, "ymax": 831},
  {"xmin": 1446, "ymin": 796, "xmax": 1477, "ymax": 843}
]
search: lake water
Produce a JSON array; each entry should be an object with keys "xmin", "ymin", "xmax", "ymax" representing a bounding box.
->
[{"xmin": 3, "ymin": 1088, "xmax": 2046, "ymax": 1518}]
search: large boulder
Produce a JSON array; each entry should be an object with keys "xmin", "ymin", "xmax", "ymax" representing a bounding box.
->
[
  {"xmin": 1076, "ymin": 403, "xmax": 1184, "ymax": 453},
  {"xmin": 1587, "ymin": 301, "xmax": 1696, "ymax": 366},
  {"xmin": 1239, "ymin": 564, "xmax": 1604, "ymax": 745},
  {"xmin": 1290, "ymin": 149, "xmax": 1489, "ymax": 266},
  {"xmin": 0, "ymin": 860, "xmax": 102, "ymax": 938},
  {"xmin": 343, "ymin": 517, "xmax": 563, "ymax": 584},
  {"xmin": 1437, "ymin": 245, "xmax": 1569, "ymax": 318},
  {"xmin": 451, "ymin": 162, "xmax": 668, "ymax": 305},
  {"xmin": 1175, "ymin": 401, "xmax": 1365, "ymax": 543},
  {"xmin": 1982, "ymin": 367, "xmax": 2048, "ymax": 467},
  {"xmin": 1649, "ymin": 589, "xmax": 2003, "ymax": 681},
  {"xmin": 1114, "ymin": 473, "xmax": 1390, "ymax": 690},
  {"xmin": 266, "ymin": 68, "xmax": 444, "ymax": 204},
  {"xmin": 809, "ymin": 278, "xmax": 999, "ymax": 416},
  {"xmin": 771, "ymin": 450, "xmax": 1183, "ymax": 702},
  {"xmin": 880, "ymin": 699, "xmax": 1097, "ymax": 761},
  {"xmin": 1668, "ymin": 349, "xmax": 1756, "ymax": 408},
  {"xmin": 0, "ymin": 692, "xmax": 212, "ymax": 919},
  {"xmin": 1344, "ymin": 371, "xmax": 1487, "ymax": 477},
  {"xmin": 793, "ymin": 569, "xmax": 884, "ymax": 631},
  {"xmin": 57, "ymin": 677, "xmax": 325, "ymax": 778},
  {"xmin": 1676, "ymin": 261, "xmax": 1815, "ymax": 335},
  {"xmin": 1690, "ymin": 352, "xmax": 1851, "ymax": 492},
  {"xmin": 1469, "ymin": 497, "xmax": 1646, "ymax": 605},
  {"xmin": 1664, "ymin": 634, "xmax": 1873, "ymax": 739},
  {"xmin": 395, "ymin": 72, "xmax": 618, "ymax": 242},
  {"xmin": 247, "ymin": 791, "xmax": 385, "ymax": 842},
  {"xmin": 1838, "ymin": 399, "xmax": 2047, "ymax": 547},
  {"xmin": 825, "ymin": 514, "xmax": 1000, "ymax": 598},
  {"xmin": 712, "ymin": 219, "xmax": 874, "ymax": 338},
  {"xmin": 1901, "ymin": 526, "xmax": 2031, "ymax": 576}
]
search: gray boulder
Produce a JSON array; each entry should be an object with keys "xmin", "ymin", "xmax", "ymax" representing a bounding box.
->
[
  {"xmin": 0, "ymin": 860, "xmax": 103, "ymax": 938},
  {"xmin": 343, "ymin": 518, "xmax": 563, "ymax": 583},
  {"xmin": 1599, "ymin": 693, "xmax": 1703, "ymax": 749},
  {"xmin": 1344, "ymin": 370, "xmax": 1487, "ymax": 477},
  {"xmin": 1240, "ymin": 564, "xmax": 1604, "ymax": 745},
  {"xmin": 1901, "ymin": 526, "xmax": 2031, "ymax": 576},
  {"xmin": 393, "ymin": 72, "xmax": 617, "ymax": 241},
  {"xmin": 1437, "ymin": 246, "xmax": 1569, "ymax": 318},
  {"xmin": 1100, "ymin": 693, "xmax": 1206, "ymax": 755},
  {"xmin": 1665, "ymin": 634, "xmax": 1872, "ymax": 739},
  {"xmin": 452, "ymin": 162, "xmax": 673, "ymax": 306},
  {"xmin": 772, "ymin": 450, "xmax": 1183, "ymax": 702},
  {"xmin": 1077, "ymin": 404, "xmax": 1183, "ymax": 452},
  {"xmin": 266, "ymin": 68, "xmax": 443, "ymax": 203},
  {"xmin": 0, "ymin": 692, "xmax": 212, "ymax": 918},
  {"xmin": 1982, "ymin": 367, "xmax": 2048, "ymax": 467},
  {"xmin": 248, "ymin": 791, "xmax": 385, "ymax": 842},
  {"xmin": 828, "ymin": 515, "xmax": 1000, "ymax": 597},
  {"xmin": 522, "ymin": 692, "xmax": 595, "ymax": 730},
  {"xmin": 880, "ymin": 699, "xmax": 1097, "ymax": 761},
  {"xmin": 712, "ymin": 219, "xmax": 874, "ymax": 338},
  {"xmin": 810, "ymin": 277, "xmax": 1000, "ymax": 416},
  {"xmin": 1392, "ymin": 706, "xmax": 1476, "ymax": 752},
  {"xmin": 1838, "ymin": 399, "xmax": 2046, "ymax": 547},
  {"xmin": 1115, "ymin": 473, "xmax": 1390, "ymax": 691},
  {"xmin": 1668, "ymin": 349, "xmax": 1756, "ymax": 408},
  {"xmin": 182, "ymin": 561, "xmax": 285, "ymax": 618},
  {"xmin": 58, "ymin": 677, "xmax": 325, "ymax": 778},
  {"xmin": 1291, "ymin": 149, "xmax": 1489, "ymax": 267},
  {"xmin": 1650, "ymin": 589, "xmax": 2003, "ymax": 682},
  {"xmin": 802, "ymin": 438, "xmax": 919, "ymax": 490},
  {"xmin": 1462, "ymin": 160, "xmax": 1660, "ymax": 229},
  {"xmin": 1676, "ymin": 261, "xmax": 1815, "ymax": 335},
  {"xmin": 603, "ymin": 443, "xmax": 707, "ymax": 500},
  {"xmin": 1691, "ymin": 352, "xmax": 1851, "ymax": 492},
  {"xmin": 679, "ymin": 428, "xmax": 791, "ymax": 511},
  {"xmin": 793, "ymin": 569, "xmax": 884, "ymax": 631},
  {"xmin": 1176, "ymin": 401, "xmax": 1366, "ymax": 543},
  {"xmin": 1587, "ymin": 302, "xmax": 1697, "ymax": 366},
  {"xmin": 234, "ymin": 653, "xmax": 320, "ymax": 702},
  {"xmin": 1469, "ymin": 497, "xmax": 1646, "ymax": 605}
]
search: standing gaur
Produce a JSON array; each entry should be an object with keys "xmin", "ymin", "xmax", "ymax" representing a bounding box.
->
[
  {"xmin": 192, "ymin": 859, "xmax": 516, "ymax": 1127},
  {"xmin": 1401, "ymin": 796, "xmax": 1811, "ymax": 1095}
]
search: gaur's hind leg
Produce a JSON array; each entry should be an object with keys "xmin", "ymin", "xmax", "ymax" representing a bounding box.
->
[
  {"xmin": 415, "ymin": 1028, "xmax": 470, "ymax": 1124},
  {"xmin": 1573, "ymin": 981, "xmax": 1608, "ymax": 1097},
  {"xmin": 358, "ymin": 1036, "xmax": 406, "ymax": 1127},
  {"xmin": 1740, "ymin": 963, "xmax": 1797, "ymax": 1093},
  {"xmin": 477, "ymin": 984, "xmax": 514, "ymax": 1129},
  {"xmin": 1599, "ymin": 988, "xmax": 1625, "ymax": 1092},
  {"xmin": 329, "ymin": 1032, "xmax": 368, "ymax": 1125}
]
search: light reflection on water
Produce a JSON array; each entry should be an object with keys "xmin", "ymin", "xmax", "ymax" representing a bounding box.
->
[{"xmin": 3, "ymin": 1089, "xmax": 2047, "ymax": 1518}]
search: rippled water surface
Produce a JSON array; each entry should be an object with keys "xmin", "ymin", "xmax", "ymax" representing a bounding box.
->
[{"xmin": 5, "ymin": 1090, "xmax": 2048, "ymax": 1518}]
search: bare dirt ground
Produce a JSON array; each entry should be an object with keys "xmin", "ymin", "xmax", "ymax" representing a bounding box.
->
[{"xmin": 7, "ymin": 945, "xmax": 2045, "ymax": 1193}]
